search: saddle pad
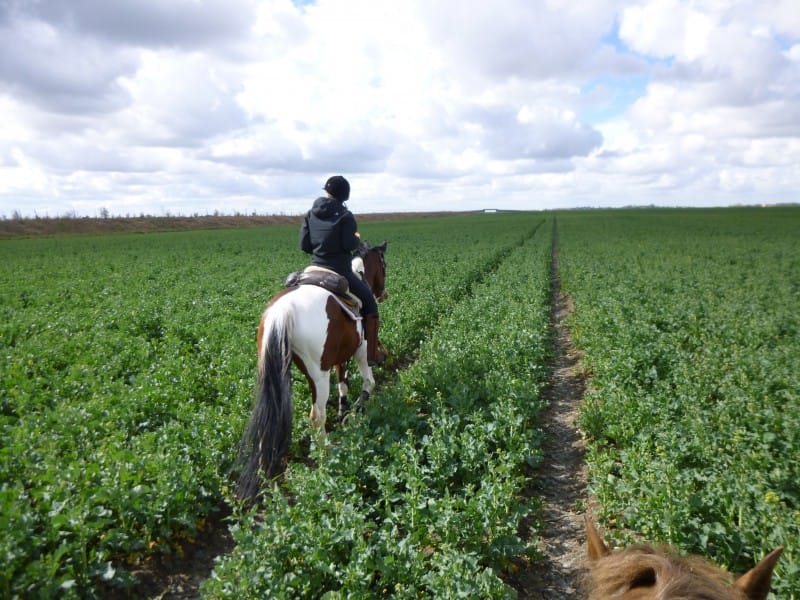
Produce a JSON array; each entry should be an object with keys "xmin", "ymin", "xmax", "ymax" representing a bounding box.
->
[
  {"xmin": 284, "ymin": 268, "xmax": 363, "ymax": 312},
  {"xmin": 330, "ymin": 294, "xmax": 362, "ymax": 322},
  {"xmin": 285, "ymin": 269, "xmax": 348, "ymax": 295},
  {"xmin": 304, "ymin": 265, "xmax": 337, "ymax": 276}
]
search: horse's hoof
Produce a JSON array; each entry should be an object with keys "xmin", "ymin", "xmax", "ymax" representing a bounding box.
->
[{"xmin": 354, "ymin": 391, "xmax": 369, "ymax": 414}]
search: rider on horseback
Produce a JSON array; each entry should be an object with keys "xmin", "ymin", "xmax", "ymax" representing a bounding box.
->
[{"xmin": 300, "ymin": 175, "xmax": 387, "ymax": 366}]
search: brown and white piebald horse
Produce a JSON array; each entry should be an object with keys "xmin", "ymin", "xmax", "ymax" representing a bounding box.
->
[
  {"xmin": 237, "ymin": 241, "xmax": 387, "ymax": 501},
  {"xmin": 585, "ymin": 516, "xmax": 782, "ymax": 600}
]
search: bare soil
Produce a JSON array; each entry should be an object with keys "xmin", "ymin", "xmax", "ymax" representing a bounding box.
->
[
  {"xmin": 104, "ymin": 506, "xmax": 235, "ymax": 599},
  {"xmin": 0, "ymin": 211, "xmax": 471, "ymax": 238},
  {"xmin": 506, "ymin": 232, "xmax": 591, "ymax": 598}
]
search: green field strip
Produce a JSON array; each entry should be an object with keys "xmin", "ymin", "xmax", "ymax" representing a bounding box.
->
[
  {"xmin": 0, "ymin": 214, "xmax": 548, "ymax": 597},
  {"xmin": 371, "ymin": 215, "xmax": 546, "ymax": 360},
  {"xmin": 557, "ymin": 207, "xmax": 800, "ymax": 597},
  {"xmin": 9, "ymin": 208, "xmax": 797, "ymax": 596},
  {"xmin": 203, "ymin": 219, "xmax": 554, "ymax": 598}
]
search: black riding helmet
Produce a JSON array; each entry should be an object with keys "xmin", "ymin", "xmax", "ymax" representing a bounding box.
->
[{"xmin": 324, "ymin": 175, "xmax": 350, "ymax": 202}]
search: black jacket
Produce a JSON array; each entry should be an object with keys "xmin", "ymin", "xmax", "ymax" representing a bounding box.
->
[{"xmin": 299, "ymin": 197, "xmax": 360, "ymax": 273}]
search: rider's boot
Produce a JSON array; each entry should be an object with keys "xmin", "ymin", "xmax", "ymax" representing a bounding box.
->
[{"xmin": 364, "ymin": 313, "xmax": 386, "ymax": 366}]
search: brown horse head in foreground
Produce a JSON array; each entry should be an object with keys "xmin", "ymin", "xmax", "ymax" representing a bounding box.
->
[{"xmin": 585, "ymin": 516, "xmax": 782, "ymax": 600}]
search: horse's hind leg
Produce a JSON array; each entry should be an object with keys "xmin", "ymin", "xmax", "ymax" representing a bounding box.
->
[
  {"xmin": 307, "ymin": 369, "xmax": 330, "ymax": 437},
  {"xmin": 335, "ymin": 363, "xmax": 350, "ymax": 422}
]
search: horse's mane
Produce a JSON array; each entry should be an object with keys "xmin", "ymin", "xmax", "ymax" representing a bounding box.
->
[
  {"xmin": 583, "ymin": 516, "xmax": 782, "ymax": 600},
  {"xmin": 585, "ymin": 543, "xmax": 743, "ymax": 600}
]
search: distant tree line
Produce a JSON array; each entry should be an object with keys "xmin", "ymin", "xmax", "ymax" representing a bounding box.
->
[{"xmin": 2, "ymin": 208, "xmax": 297, "ymax": 221}]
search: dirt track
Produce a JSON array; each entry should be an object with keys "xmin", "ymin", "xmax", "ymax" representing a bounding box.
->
[
  {"xmin": 505, "ymin": 226, "xmax": 590, "ymax": 598},
  {"xmin": 122, "ymin": 222, "xmax": 592, "ymax": 599}
]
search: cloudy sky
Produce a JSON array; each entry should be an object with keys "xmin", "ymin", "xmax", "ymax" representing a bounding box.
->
[{"xmin": 0, "ymin": 0, "xmax": 798, "ymax": 217}]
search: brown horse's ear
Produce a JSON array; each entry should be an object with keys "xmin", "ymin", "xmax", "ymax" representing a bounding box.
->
[
  {"xmin": 585, "ymin": 515, "xmax": 610, "ymax": 560},
  {"xmin": 378, "ymin": 240, "xmax": 387, "ymax": 252},
  {"xmin": 733, "ymin": 547, "xmax": 783, "ymax": 600}
]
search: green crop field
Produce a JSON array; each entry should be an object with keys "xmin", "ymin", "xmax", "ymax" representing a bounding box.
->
[
  {"xmin": 2, "ymin": 208, "xmax": 798, "ymax": 597},
  {"xmin": 558, "ymin": 207, "xmax": 800, "ymax": 597}
]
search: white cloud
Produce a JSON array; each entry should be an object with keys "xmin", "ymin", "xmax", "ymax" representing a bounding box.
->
[
  {"xmin": 417, "ymin": 0, "xmax": 617, "ymax": 81},
  {"xmin": 0, "ymin": 17, "xmax": 136, "ymax": 114},
  {"xmin": 0, "ymin": 0, "xmax": 798, "ymax": 218},
  {"xmin": 12, "ymin": 0, "xmax": 257, "ymax": 49},
  {"xmin": 118, "ymin": 50, "xmax": 250, "ymax": 146}
]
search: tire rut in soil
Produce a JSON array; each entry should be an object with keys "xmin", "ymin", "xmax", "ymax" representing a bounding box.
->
[{"xmin": 507, "ymin": 219, "xmax": 591, "ymax": 599}]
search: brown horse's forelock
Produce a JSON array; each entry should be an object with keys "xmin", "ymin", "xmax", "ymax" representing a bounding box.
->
[{"xmin": 585, "ymin": 545, "xmax": 745, "ymax": 600}]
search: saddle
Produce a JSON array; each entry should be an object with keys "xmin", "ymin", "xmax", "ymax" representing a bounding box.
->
[{"xmin": 285, "ymin": 266, "xmax": 362, "ymax": 315}]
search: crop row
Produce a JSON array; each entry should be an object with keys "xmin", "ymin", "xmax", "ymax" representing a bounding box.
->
[
  {"xmin": 556, "ymin": 207, "xmax": 800, "ymax": 597},
  {"xmin": 203, "ymin": 217, "xmax": 553, "ymax": 597},
  {"xmin": 1, "ymin": 228, "xmax": 277, "ymax": 597},
  {"xmin": 0, "ymin": 214, "xmax": 547, "ymax": 597}
]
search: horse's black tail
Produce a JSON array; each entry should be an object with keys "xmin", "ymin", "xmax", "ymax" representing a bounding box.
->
[{"xmin": 236, "ymin": 308, "xmax": 293, "ymax": 502}]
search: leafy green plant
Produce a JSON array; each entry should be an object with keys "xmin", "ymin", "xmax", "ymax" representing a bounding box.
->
[
  {"xmin": 560, "ymin": 207, "xmax": 800, "ymax": 597},
  {"xmin": 203, "ymin": 216, "xmax": 553, "ymax": 597},
  {"xmin": 1, "ymin": 214, "xmax": 552, "ymax": 596}
]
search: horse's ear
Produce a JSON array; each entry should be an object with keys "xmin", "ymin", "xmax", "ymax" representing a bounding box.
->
[
  {"xmin": 585, "ymin": 515, "xmax": 610, "ymax": 560},
  {"xmin": 733, "ymin": 547, "xmax": 782, "ymax": 600},
  {"xmin": 377, "ymin": 240, "xmax": 387, "ymax": 252}
]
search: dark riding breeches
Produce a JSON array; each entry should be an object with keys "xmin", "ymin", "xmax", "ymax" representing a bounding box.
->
[{"xmin": 342, "ymin": 270, "xmax": 377, "ymax": 316}]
